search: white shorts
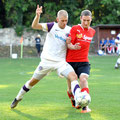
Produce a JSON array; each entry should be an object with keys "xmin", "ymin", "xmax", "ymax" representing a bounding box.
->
[
  {"xmin": 117, "ymin": 47, "xmax": 120, "ymax": 55},
  {"xmin": 32, "ymin": 58, "xmax": 74, "ymax": 80}
]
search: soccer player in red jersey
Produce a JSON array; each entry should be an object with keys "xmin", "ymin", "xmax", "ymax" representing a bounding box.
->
[{"xmin": 66, "ymin": 10, "xmax": 96, "ymax": 113}]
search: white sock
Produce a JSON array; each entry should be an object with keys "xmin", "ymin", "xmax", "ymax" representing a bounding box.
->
[
  {"xmin": 16, "ymin": 88, "xmax": 26, "ymax": 100},
  {"xmin": 16, "ymin": 81, "xmax": 32, "ymax": 100},
  {"xmin": 71, "ymin": 80, "xmax": 81, "ymax": 99}
]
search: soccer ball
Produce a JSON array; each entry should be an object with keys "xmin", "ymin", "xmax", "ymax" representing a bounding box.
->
[
  {"xmin": 75, "ymin": 91, "xmax": 91, "ymax": 108},
  {"xmin": 81, "ymin": 91, "xmax": 91, "ymax": 108},
  {"xmin": 97, "ymin": 50, "xmax": 104, "ymax": 56}
]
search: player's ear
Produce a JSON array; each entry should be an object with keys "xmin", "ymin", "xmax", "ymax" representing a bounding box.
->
[
  {"xmin": 80, "ymin": 16, "xmax": 82, "ymax": 20},
  {"xmin": 56, "ymin": 17, "xmax": 59, "ymax": 22},
  {"xmin": 91, "ymin": 17, "xmax": 92, "ymax": 21}
]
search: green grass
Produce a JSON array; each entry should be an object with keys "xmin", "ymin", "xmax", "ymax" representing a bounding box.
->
[{"xmin": 0, "ymin": 56, "xmax": 120, "ymax": 120}]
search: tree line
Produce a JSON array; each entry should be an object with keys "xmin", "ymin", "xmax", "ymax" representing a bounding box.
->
[{"xmin": 0, "ymin": 0, "xmax": 120, "ymax": 35}]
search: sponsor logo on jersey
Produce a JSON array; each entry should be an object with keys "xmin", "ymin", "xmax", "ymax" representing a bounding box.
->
[
  {"xmin": 83, "ymin": 35, "xmax": 93, "ymax": 40},
  {"xmin": 55, "ymin": 34, "xmax": 66, "ymax": 42},
  {"xmin": 55, "ymin": 29, "xmax": 59, "ymax": 31},
  {"xmin": 66, "ymin": 33, "xmax": 69, "ymax": 37},
  {"xmin": 39, "ymin": 66, "xmax": 43, "ymax": 71},
  {"xmin": 76, "ymin": 34, "xmax": 83, "ymax": 39},
  {"xmin": 77, "ymin": 34, "xmax": 93, "ymax": 43}
]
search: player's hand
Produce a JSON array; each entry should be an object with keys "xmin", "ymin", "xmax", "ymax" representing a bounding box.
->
[
  {"xmin": 66, "ymin": 37, "xmax": 71, "ymax": 44},
  {"xmin": 73, "ymin": 43, "xmax": 81, "ymax": 50},
  {"xmin": 36, "ymin": 5, "xmax": 43, "ymax": 16}
]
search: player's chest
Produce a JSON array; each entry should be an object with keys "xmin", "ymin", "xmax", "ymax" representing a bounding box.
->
[
  {"xmin": 75, "ymin": 30, "xmax": 93, "ymax": 43},
  {"xmin": 52, "ymin": 28, "xmax": 68, "ymax": 42}
]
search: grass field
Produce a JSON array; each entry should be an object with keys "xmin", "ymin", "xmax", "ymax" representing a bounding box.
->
[{"xmin": 0, "ymin": 55, "xmax": 120, "ymax": 120}]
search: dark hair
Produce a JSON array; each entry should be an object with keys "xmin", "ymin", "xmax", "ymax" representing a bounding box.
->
[{"xmin": 81, "ymin": 10, "xmax": 92, "ymax": 17}]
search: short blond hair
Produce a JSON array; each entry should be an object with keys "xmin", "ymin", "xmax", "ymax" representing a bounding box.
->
[{"xmin": 57, "ymin": 10, "xmax": 68, "ymax": 18}]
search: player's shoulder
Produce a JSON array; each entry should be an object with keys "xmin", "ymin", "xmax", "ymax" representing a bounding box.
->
[
  {"xmin": 71, "ymin": 25, "xmax": 80, "ymax": 31},
  {"xmin": 117, "ymin": 33, "xmax": 120, "ymax": 38},
  {"xmin": 72, "ymin": 24, "xmax": 80, "ymax": 29},
  {"xmin": 89, "ymin": 27, "xmax": 95, "ymax": 31},
  {"xmin": 65, "ymin": 25, "xmax": 71, "ymax": 30},
  {"xmin": 89, "ymin": 27, "xmax": 96, "ymax": 34}
]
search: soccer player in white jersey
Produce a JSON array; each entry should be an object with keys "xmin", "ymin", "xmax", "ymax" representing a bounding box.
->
[
  {"xmin": 114, "ymin": 33, "xmax": 120, "ymax": 69},
  {"xmin": 10, "ymin": 5, "xmax": 82, "ymax": 109}
]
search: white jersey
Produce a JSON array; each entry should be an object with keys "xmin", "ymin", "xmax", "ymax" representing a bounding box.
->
[
  {"xmin": 40, "ymin": 22, "xmax": 71, "ymax": 61},
  {"xmin": 115, "ymin": 33, "xmax": 120, "ymax": 51}
]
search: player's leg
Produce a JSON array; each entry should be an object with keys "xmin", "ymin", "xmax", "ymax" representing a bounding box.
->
[
  {"xmin": 115, "ymin": 57, "xmax": 120, "ymax": 69},
  {"xmin": 11, "ymin": 78, "xmax": 40, "ymax": 108},
  {"xmin": 115, "ymin": 60, "xmax": 119, "ymax": 69},
  {"xmin": 66, "ymin": 62, "xmax": 81, "ymax": 109},
  {"xmin": 72, "ymin": 62, "xmax": 91, "ymax": 112},
  {"xmin": 79, "ymin": 73, "xmax": 89, "ymax": 93},
  {"xmin": 78, "ymin": 62, "xmax": 91, "ymax": 113},
  {"xmin": 67, "ymin": 72, "xmax": 82, "ymax": 109},
  {"xmin": 37, "ymin": 45, "xmax": 40, "ymax": 57},
  {"xmin": 57, "ymin": 62, "xmax": 82, "ymax": 108},
  {"xmin": 67, "ymin": 79, "xmax": 75, "ymax": 108},
  {"xmin": 79, "ymin": 74, "xmax": 91, "ymax": 113},
  {"xmin": 115, "ymin": 50, "xmax": 120, "ymax": 69},
  {"xmin": 11, "ymin": 62, "xmax": 50, "ymax": 109}
]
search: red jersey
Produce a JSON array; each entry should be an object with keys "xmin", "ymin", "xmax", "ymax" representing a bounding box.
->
[{"xmin": 66, "ymin": 24, "xmax": 95, "ymax": 62}]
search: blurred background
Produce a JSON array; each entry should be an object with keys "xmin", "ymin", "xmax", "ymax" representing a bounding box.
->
[{"xmin": 0, "ymin": 0, "xmax": 120, "ymax": 58}]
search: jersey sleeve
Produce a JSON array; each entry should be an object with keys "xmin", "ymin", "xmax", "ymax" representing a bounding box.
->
[
  {"xmin": 115, "ymin": 34, "xmax": 120, "ymax": 42},
  {"xmin": 41, "ymin": 22, "xmax": 54, "ymax": 32},
  {"xmin": 116, "ymin": 34, "xmax": 120, "ymax": 40}
]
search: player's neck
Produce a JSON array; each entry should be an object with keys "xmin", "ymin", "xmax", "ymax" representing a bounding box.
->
[{"xmin": 79, "ymin": 24, "xmax": 90, "ymax": 31}]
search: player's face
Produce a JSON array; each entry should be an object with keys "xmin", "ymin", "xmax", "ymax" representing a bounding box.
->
[
  {"xmin": 80, "ymin": 16, "xmax": 92, "ymax": 28},
  {"xmin": 57, "ymin": 16, "xmax": 68, "ymax": 29}
]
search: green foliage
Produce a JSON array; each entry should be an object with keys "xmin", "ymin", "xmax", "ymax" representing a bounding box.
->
[
  {"xmin": 5, "ymin": 0, "xmax": 36, "ymax": 26},
  {"xmin": 15, "ymin": 25, "xmax": 24, "ymax": 36},
  {"xmin": 40, "ymin": 2, "xmax": 59, "ymax": 22},
  {"xmin": 83, "ymin": 0, "xmax": 120, "ymax": 25},
  {"xmin": 0, "ymin": 24, "xmax": 3, "ymax": 28},
  {"xmin": 0, "ymin": 0, "xmax": 120, "ymax": 31}
]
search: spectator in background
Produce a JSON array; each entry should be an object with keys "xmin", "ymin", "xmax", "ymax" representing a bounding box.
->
[
  {"xmin": 109, "ymin": 37, "xmax": 117, "ymax": 54},
  {"xmin": 104, "ymin": 37, "xmax": 111, "ymax": 54},
  {"xmin": 100, "ymin": 38, "xmax": 106, "ymax": 54},
  {"xmin": 35, "ymin": 34, "xmax": 41, "ymax": 57}
]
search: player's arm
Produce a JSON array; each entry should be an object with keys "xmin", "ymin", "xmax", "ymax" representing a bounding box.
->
[
  {"xmin": 32, "ymin": 5, "xmax": 43, "ymax": 30},
  {"xmin": 115, "ymin": 39, "xmax": 120, "ymax": 44},
  {"xmin": 67, "ymin": 42, "xmax": 81, "ymax": 50},
  {"xmin": 66, "ymin": 27, "xmax": 81, "ymax": 50},
  {"xmin": 115, "ymin": 40, "xmax": 120, "ymax": 44}
]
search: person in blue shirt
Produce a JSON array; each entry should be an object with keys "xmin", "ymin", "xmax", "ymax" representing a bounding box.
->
[
  {"xmin": 105, "ymin": 37, "xmax": 111, "ymax": 54},
  {"xmin": 100, "ymin": 38, "xmax": 106, "ymax": 54},
  {"xmin": 109, "ymin": 37, "xmax": 117, "ymax": 54}
]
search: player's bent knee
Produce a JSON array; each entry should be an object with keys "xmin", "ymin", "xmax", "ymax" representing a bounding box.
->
[
  {"xmin": 80, "ymin": 74, "xmax": 88, "ymax": 81},
  {"xmin": 67, "ymin": 71, "xmax": 78, "ymax": 81},
  {"xmin": 79, "ymin": 75, "xmax": 89, "ymax": 88},
  {"xmin": 29, "ymin": 78, "xmax": 40, "ymax": 86}
]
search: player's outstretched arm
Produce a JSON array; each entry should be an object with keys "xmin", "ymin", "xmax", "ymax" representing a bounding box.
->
[
  {"xmin": 115, "ymin": 40, "xmax": 120, "ymax": 44},
  {"xmin": 32, "ymin": 5, "xmax": 43, "ymax": 30}
]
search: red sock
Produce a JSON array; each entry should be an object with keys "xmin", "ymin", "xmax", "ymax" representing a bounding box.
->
[{"xmin": 81, "ymin": 88, "xmax": 89, "ymax": 94}]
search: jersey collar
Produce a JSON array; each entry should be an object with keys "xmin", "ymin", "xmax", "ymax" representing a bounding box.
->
[{"xmin": 78, "ymin": 24, "xmax": 90, "ymax": 31}]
